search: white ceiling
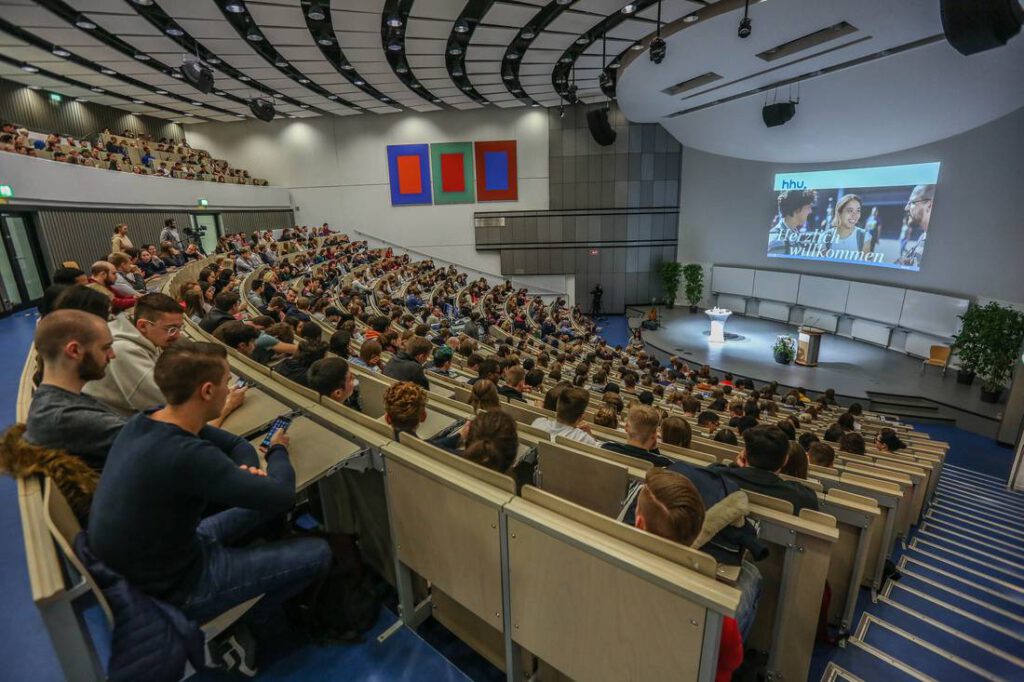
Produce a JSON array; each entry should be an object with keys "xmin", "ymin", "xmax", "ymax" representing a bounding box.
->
[{"xmin": 616, "ymin": 0, "xmax": 1024, "ymax": 162}]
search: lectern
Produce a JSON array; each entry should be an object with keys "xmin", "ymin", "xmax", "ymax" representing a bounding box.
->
[{"xmin": 796, "ymin": 327, "xmax": 823, "ymax": 367}]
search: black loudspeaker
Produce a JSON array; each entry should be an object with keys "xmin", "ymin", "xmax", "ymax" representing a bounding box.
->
[
  {"xmin": 249, "ymin": 98, "xmax": 276, "ymax": 122},
  {"xmin": 586, "ymin": 107, "xmax": 616, "ymax": 146},
  {"xmin": 941, "ymin": 0, "xmax": 1023, "ymax": 55},
  {"xmin": 762, "ymin": 101, "xmax": 796, "ymax": 128},
  {"xmin": 181, "ymin": 61, "xmax": 214, "ymax": 94}
]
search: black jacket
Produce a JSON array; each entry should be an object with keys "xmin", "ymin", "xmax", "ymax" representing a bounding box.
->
[
  {"xmin": 198, "ymin": 308, "xmax": 234, "ymax": 334},
  {"xmin": 602, "ymin": 441, "xmax": 673, "ymax": 468},
  {"xmin": 708, "ymin": 463, "xmax": 819, "ymax": 514},
  {"xmin": 497, "ymin": 385, "xmax": 526, "ymax": 403},
  {"xmin": 383, "ymin": 351, "xmax": 430, "ymax": 389}
]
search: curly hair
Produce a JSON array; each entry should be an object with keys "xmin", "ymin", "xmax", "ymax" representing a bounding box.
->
[{"xmin": 384, "ymin": 381, "xmax": 427, "ymax": 433}]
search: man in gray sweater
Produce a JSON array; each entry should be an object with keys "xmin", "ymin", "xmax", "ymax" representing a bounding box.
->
[{"xmin": 24, "ymin": 309, "xmax": 125, "ymax": 471}]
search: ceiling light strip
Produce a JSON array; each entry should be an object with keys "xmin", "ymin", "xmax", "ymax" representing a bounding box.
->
[
  {"xmin": 445, "ymin": 0, "xmax": 496, "ymax": 106},
  {"xmin": 380, "ymin": 0, "xmax": 454, "ymax": 108}
]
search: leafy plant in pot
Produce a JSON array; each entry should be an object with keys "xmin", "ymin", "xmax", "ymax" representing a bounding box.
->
[
  {"xmin": 682, "ymin": 264, "xmax": 704, "ymax": 314},
  {"xmin": 951, "ymin": 305, "xmax": 983, "ymax": 385},
  {"xmin": 773, "ymin": 336, "xmax": 796, "ymax": 365},
  {"xmin": 660, "ymin": 261, "xmax": 683, "ymax": 309},
  {"xmin": 970, "ymin": 302, "xmax": 1024, "ymax": 403}
]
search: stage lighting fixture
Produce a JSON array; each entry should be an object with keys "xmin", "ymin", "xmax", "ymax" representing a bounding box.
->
[
  {"xmin": 181, "ymin": 59, "xmax": 215, "ymax": 93},
  {"xmin": 308, "ymin": 3, "xmax": 327, "ymax": 21},
  {"xmin": 224, "ymin": 2, "xmax": 245, "ymax": 13},
  {"xmin": 599, "ymin": 70, "xmax": 613, "ymax": 90},
  {"xmin": 248, "ymin": 97, "xmax": 276, "ymax": 122},
  {"xmin": 762, "ymin": 101, "xmax": 796, "ymax": 128},
  {"xmin": 940, "ymin": 0, "xmax": 1022, "ymax": 55},
  {"xmin": 738, "ymin": 0, "xmax": 752, "ymax": 38},
  {"xmin": 649, "ymin": 37, "xmax": 666, "ymax": 63}
]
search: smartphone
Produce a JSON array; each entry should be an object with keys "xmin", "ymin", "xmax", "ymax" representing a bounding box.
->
[
  {"xmin": 234, "ymin": 377, "xmax": 251, "ymax": 389},
  {"xmin": 261, "ymin": 416, "xmax": 292, "ymax": 448}
]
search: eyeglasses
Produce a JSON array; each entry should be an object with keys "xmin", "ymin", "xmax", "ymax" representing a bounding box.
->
[{"xmin": 907, "ymin": 198, "xmax": 931, "ymax": 205}]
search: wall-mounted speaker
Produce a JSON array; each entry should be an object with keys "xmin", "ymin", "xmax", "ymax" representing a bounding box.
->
[
  {"xmin": 941, "ymin": 0, "xmax": 1023, "ymax": 55},
  {"xmin": 181, "ymin": 60, "xmax": 214, "ymax": 94},
  {"xmin": 762, "ymin": 101, "xmax": 796, "ymax": 128},
  {"xmin": 249, "ymin": 98, "xmax": 276, "ymax": 122},
  {"xmin": 586, "ymin": 107, "xmax": 616, "ymax": 146}
]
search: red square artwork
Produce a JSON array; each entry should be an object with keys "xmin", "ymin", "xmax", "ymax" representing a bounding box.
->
[{"xmin": 440, "ymin": 153, "xmax": 465, "ymax": 193}]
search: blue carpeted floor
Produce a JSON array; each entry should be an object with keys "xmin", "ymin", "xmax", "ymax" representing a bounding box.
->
[{"xmin": 595, "ymin": 314, "xmax": 631, "ymax": 348}]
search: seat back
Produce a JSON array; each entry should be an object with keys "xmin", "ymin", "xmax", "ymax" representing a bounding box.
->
[
  {"xmin": 536, "ymin": 441, "xmax": 630, "ymax": 518},
  {"xmin": 42, "ymin": 478, "xmax": 114, "ymax": 627},
  {"xmin": 928, "ymin": 345, "xmax": 950, "ymax": 363}
]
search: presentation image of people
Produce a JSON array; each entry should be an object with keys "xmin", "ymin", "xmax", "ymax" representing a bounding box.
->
[{"xmin": 766, "ymin": 162, "xmax": 939, "ymax": 271}]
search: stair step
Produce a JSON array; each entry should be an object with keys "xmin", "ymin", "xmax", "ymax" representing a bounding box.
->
[
  {"xmin": 937, "ymin": 474, "xmax": 1023, "ymax": 501},
  {"xmin": 869, "ymin": 398, "xmax": 941, "ymax": 412},
  {"xmin": 907, "ymin": 539, "xmax": 1024, "ymax": 584},
  {"xmin": 898, "ymin": 562, "xmax": 1024, "ymax": 620},
  {"xmin": 884, "ymin": 583, "xmax": 1024, "ymax": 652},
  {"xmin": 935, "ymin": 485, "xmax": 1024, "ymax": 514},
  {"xmin": 900, "ymin": 546, "xmax": 1024, "ymax": 605},
  {"xmin": 930, "ymin": 497, "xmax": 1024, "ymax": 532},
  {"xmin": 916, "ymin": 525, "xmax": 1024, "ymax": 566},
  {"xmin": 924, "ymin": 513, "xmax": 1024, "ymax": 549},
  {"xmin": 858, "ymin": 609, "xmax": 1012, "ymax": 681},
  {"xmin": 823, "ymin": 639, "xmax": 923, "ymax": 682}
]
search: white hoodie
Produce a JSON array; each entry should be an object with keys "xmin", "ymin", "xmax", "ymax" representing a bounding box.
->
[{"xmin": 83, "ymin": 313, "xmax": 163, "ymax": 416}]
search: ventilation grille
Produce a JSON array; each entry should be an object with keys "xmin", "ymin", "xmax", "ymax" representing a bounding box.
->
[
  {"xmin": 757, "ymin": 21, "xmax": 859, "ymax": 62},
  {"xmin": 662, "ymin": 72, "xmax": 722, "ymax": 96}
]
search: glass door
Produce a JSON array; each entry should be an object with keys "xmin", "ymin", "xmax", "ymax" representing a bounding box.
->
[
  {"xmin": 190, "ymin": 213, "xmax": 220, "ymax": 255},
  {"xmin": 0, "ymin": 213, "xmax": 47, "ymax": 314}
]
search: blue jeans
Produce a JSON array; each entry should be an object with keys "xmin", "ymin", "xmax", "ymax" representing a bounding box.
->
[
  {"xmin": 735, "ymin": 560, "xmax": 763, "ymax": 641},
  {"xmin": 177, "ymin": 508, "xmax": 332, "ymax": 626}
]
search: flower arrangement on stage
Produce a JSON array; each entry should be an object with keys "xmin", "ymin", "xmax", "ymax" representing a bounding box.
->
[{"xmin": 773, "ymin": 335, "xmax": 796, "ymax": 365}]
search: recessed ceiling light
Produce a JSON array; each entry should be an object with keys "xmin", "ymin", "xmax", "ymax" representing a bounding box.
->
[
  {"xmin": 307, "ymin": 4, "xmax": 326, "ymax": 21},
  {"xmin": 76, "ymin": 98, "xmax": 88, "ymax": 102},
  {"xmin": 507, "ymin": 51, "xmax": 521, "ymax": 60},
  {"xmin": 386, "ymin": 15, "xmax": 402, "ymax": 28},
  {"xmin": 530, "ymin": 103, "xmax": 539, "ymax": 107},
  {"xmin": 621, "ymin": 3, "xmax": 637, "ymax": 14},
  {"xmin": 207, "ymin": 57, "xmax": 221, "ymax": 65},
  {"xmin": 238, "ymin": 75, "xmax": 251, "ymax": 81},
  {"xmin": 21, "ymin": 64, "xmax": 39, "ymax": 73},
  {"xmin": 341, "ymin": 63, "xmax": 354, "ymax": 70},
  {"xmin": 155, "ymin": 89, "xmax": 168, "ymax": 94},
  {"xmin": 448, "ymin": 46, "xmax": 463, "ymax": 55},
  {"xmin": 191, "ymin": 101, "xmax": 203, "ymax": 106},
  {"xmin": 101, "ymin": 68, "xmax": 116, "ymax": 75},
  {"xmin": 224, "ymin": 2, "xmax": 245, "ymax": 13},
  {"xmin": 318, "ymin": 37, "xmax": 333, "ymax": 46},
  {"xmin": 75, "ymin": 17, "xmax": 97, "ymax": 30},
  {"xmin": 556, "ymin": 0, "xmax": 572, "ymax": 5},
  {"xmin": 172, "ymin": 70, "xmax": 184, "ymax": 78},
  {"xmin": 52, "ymin": 47, "xmax": 71, "ymax": 57},
  {"xmin": 559, "ymin": 55, "xmax": 573, "ymax": 63},
  {"xmin": 166, "ymin": 26, "xmax": 184, "ymax": 37},
  {"xmin": 327, "ymin": 94, "xmax": 338, "ymax": 100},
  {"xmin": 28, "ymin": 85, "xmax": 40, "ymax": 91},
  {"xmin": 396, "ymin": 65, "xmax": 408, "ymax": 74},
  {"xmin": 461, "ymin": 84, "xmax": 473, "ymax": 91},
  {"xmin": 214, "ymin": 90, "xmax": 226, "ymax": 96},
  {"xmin": 684, "ymin": 14, "xmax": 699, "ymax": 23},
  {"xmin": 432, "ymin": 97, "xmax": 442, "ymax": 103},
  {"xmin": 236, "ymin": 114, "xmax": 246, "ymax": 118},
  {"xmin": 411, "ymin": 82, "xmax": 421, "ymax": 88},
  {"xmin": 452, "ymin": 68, "xmax": 463, "ymax": 76},
  {"xmin": 608, "ymin": 61, "xmax": 620, "ymax": 69},
  {"xmin": 380, "ymin": 96, "xmax": 389, "ymax": 101},
  {"xmin": 387, "ymin": 41, "xmax": 403, "ymax": 51},
  {"xmin": 631, "ymin": 42, "xmax": 644, "ymax": 51},
  {"xmin": 502, "ymin": 73, "xmax": 514, "ymax": 80},
  {"xmin": 246, "ymin": 31, "xmax": 263, "ymax": 41},
  {"xmin": 288, "ymin": 115, "xmax": 297, "ymax": 119},
  {"xmin": 275, "ymin": 60, "xmax": 288, "ymax": 67},
  {"xmin": 135, "ymin": 53, "xmax": 150, "ymax": 61},
  {"xmin": 521, "ymin": 28, "xmax": 535, "ymax": 39},
  {"xmin": 300, "ymin": 104, "xmax": 310, "ymax": 108},
  {"xmin": 454, "ymin": 21, "xmax": 469, "ymax": 34},
  {"xmin": 298, "ymin": 78, "xmax": 310, "ymax": 84},
  {"xmin": 131, "ymin": 0, "xmax": 154, "ymax": 5},
  {"xmin": 353, "ymin": 79, "xmax": 365, "ymax": 85},
  {"xmin": 91, "ymin": 87, "xmax": 104, "ymax": 93},
  {"xmin": 575, "ymin": 36, "xmax": 589, "ymax": 45},
  {"xmin": 132, "ymin": 99, "xmax": 144, "ymax": 104}
]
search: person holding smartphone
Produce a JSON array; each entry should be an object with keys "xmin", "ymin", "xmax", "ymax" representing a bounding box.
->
[{"xmin": 87, "ymin": 341, "xmax": 331, "ymax": 662}]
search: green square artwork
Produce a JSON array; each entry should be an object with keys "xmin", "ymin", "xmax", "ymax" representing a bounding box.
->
[{"xmin": 429, "ymin": 142, "xmax": 475, "ymax": 204}]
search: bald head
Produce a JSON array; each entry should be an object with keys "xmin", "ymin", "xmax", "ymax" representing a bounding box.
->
[{"xmin": 35, "ymin": 309, "xmax": 112, "ymax": 374}]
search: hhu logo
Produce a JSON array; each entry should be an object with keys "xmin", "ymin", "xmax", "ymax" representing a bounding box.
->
[{"xmin": 781, "ymin": 179, "xmax": 806, "ymax": 189}]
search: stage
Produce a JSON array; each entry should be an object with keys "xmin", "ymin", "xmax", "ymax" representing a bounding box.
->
[{"xmin": 626, "ymin": 307, "xmax": 1003, "ymax": 432}]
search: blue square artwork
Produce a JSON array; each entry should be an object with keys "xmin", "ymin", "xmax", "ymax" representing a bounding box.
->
[{"xmin": 483, "ymin": 151, "xmax": 509, "ymax": 191}]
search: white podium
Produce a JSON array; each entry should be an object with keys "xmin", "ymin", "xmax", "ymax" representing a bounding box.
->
[{"xmin": 705, "ymin": 308, "xmax": 732, "ymax": 344}]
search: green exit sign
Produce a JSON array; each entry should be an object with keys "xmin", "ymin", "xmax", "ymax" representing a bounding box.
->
[
  {"xmin": 0, "ymin": 184, "xmax": 13, "ymax": 198},
  {"xmin": 197, "ymin": 198, "xmax": 208, "ymax": 207}
]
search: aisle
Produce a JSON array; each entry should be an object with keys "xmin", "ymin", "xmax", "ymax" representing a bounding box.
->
[{"xmin": 824, "ymin": 464, "xmax": 1024, "ymax": 682}]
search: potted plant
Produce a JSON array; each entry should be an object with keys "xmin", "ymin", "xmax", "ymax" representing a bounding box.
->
[
  {"xmin": 773, "ymin": 335, "xmax": 796, "ymax": 365},
  {"xmin": 682, "ymin": 264, "xmax": 704, "ymax": 313},
  {"xmin": 660, "ymin": 261, "xmax": 683, "ymax": 309},
  {"xmin": 951, "ymin": 305, "xmax": 982, "ymax": 385},
  {"xmin": 971, "ymin": 302, "xmax": 1024, "ymax": 403}
]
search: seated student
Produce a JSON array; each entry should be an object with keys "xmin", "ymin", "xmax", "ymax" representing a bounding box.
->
[
  {"xmin": 86, "ymin": 342, "xmax": 332, "ymax": 648},
  {"xmin": 83, "ymin": 293, "xmax": 185, "ymax": 416},
  {"xmin": 660, "ymin": 415, "xmax": 692, "ymax": 448},
  {"xmin": 711, "ymin": 425, "xmax": 819, "ymax": 514},
  {"xmin": 602, "ymin": 406, "xmax": 673, "ymax": 467},
  {"xmin": 461, "ymin": 410, "xmax": 518, "ymax": 475},
  {"xmin": 274, "ymin": 339, "xmax": 328, "ymax": 387},
  {"xmin": 875, "ymin": 428, "xmax": 907, "ymax": 453},
  {"xmin": 807, "ymin": 442, "xmax": 836, "ymax": 468},
  {"xmin": 307, "ymin": 356, "xmax": 357, "ymax": 408},
  {"xmin": 781, "ymin": 442, "xmax": 808, "ymax": 479},
  {"xmin": 707, "ymin": 389, "xmax": 728, "ymax": 412},
  {"xmin": 725, "ymin": 401, "xmax": 745, "ymax": 427},
  {"xmin": 633, "ymin": 469, "xmax": 744, "ymax": 682},
  {"xmin": 846, "ymin": 402, "xmax": 864, "ymax": 429},
  {"xmin": 87, "ymin": 261, "xmax": 136, "ymax": 313},
  {"xmin": 823, "ymin": 423, "xmax": 845, "ymax": 443},
  {"xmin": 382, "ymin": 335, "xmax": 432, "ymax": 389},
  {"xmin": 383, "ymin": 381, "xmax": 428, "ymax": 439},
  {"xmin": 531, "ymin": 387, "xmax": 601, "ymax": 447},
  {"xmin": 836, "ymin": 413, "xmax": 856, "ymax": 433},
  {"xmin": 350, "ymin": 339, "xmax": 383, "ymax": 373},
  {"xmin": 697, "ymin": 410, "xmax": 720, "ymax": 436},
  {"xmin": 199, "ymin": 291, "xmax": 240, "ymax": 334},
  {"xmin": 798, "ymin": 431, "xmax": 820, "ymax": 451},
  {"xmin": 469, "ymin": 379, "xmax": 501, "ymax": 413},
  {"xmin": 213, "ymin": 320, "xmax": 260, "ymax": 356},
  {"xmin": 137, "ymin": 249, "xmax": 167, "ymax": 278},
  {"xmin": 775, "ymin": 419, "xmax": 796, "ymax": 441},
  {"xmin": 498, "ymin": 365, "xmax": 528, "ymax": 403},
  {"xmin": 838, "ymin": 431, "xmax": 866, "ymax": 456},
  {"xmin": 735, "ymin": 416, "xmax": 758, "ymax": 435},
  {"xmin": 428, "ymin": 346, "xmax": 454, "ymax": 377},
  {"xmin": 20, "ymin": 310, "xmax": 125, "ymax": 477},
  {"xmin": 593, "ymin": 406, "xmax": 618, "ymax": 429},
  {"xmin": 469, "ymin": 357, "xmax": 500, "ymax": 387},
  {"xmin": 713, "ymin": 428, "xmax": 739, "ymax": 445}
]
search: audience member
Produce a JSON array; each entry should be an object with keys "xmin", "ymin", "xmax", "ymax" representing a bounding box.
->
[
  {"xmin": 781, "ymin": 442, "xmax": 808, "ymax": 479},
  {"xmin": 838, "ymin": 431, "xmax": 866, "ymax": 456},
  {"xmin": 807, "ymin": 442, "xmax": 836, "ymax": 468},
  {"xmin": 602, "ymin": 406, "xmax": 672, "ymax": 467},
  {"xmin": 462, "ymin": 410, "xmax": 518, "ymax": 474},
  {"xmin": 660, "ymin": 415, "xmax": 692, "ymax": 448},
  {"xmin": 383, "ymin": 382, "xmax": 428, "ymax": 438},
  {"xmin": 383, "ymin": 336, "xmax": 432, "ymax": 389},
  {"xmin": 711, "ymin": 425, "xmax": 819, "ymax": 514},
  {"xmin": 200, "ymin": 291, "xmax": 240, "ymax": 334},
  {"xmin": 531, "ymin": 387, "xmax": 601, "ymax": 447}
]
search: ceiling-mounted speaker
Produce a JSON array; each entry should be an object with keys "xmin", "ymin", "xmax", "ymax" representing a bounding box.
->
[
  {"xmin": 181, "ymin": 59, "xmax": 214, "ymax": 94},
  {"xmin": 587, "ymin": 106, "xmax": 617, "ymax": 146},
  {"xmin": 762, "ymin": 101, "xmax": 796, "ymax": 128},
  {"xmin": 940, "ymin": 0, "xmax": 1022, "ymax": 55},
  {"xmin": 249, "ymin": 98, "xmax": 276, "ymax": 122}
]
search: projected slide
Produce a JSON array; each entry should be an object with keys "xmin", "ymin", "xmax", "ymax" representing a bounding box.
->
[{"xmin": 766, "ymin": 162, "xmax": 939, "ymax": 271}]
